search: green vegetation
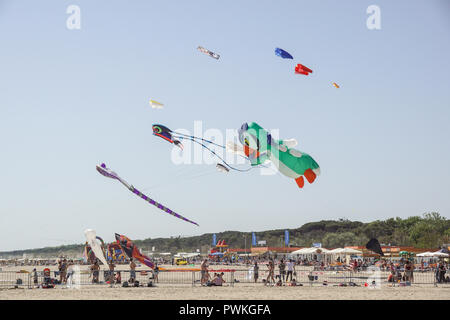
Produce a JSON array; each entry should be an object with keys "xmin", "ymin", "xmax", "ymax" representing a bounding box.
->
[{"xmin": 1, "ymin": 213, "xmax": 448, "ymax": 258}]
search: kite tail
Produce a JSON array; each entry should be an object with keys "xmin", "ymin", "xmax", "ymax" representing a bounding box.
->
[{"xmin": 130, "ymin": 186, "xmax": 199, "ymax": 226}]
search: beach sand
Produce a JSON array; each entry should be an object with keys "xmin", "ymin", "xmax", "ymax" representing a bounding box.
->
[
  {"xmin": 1, "ymin": 284, "xmax": 449, "ymax": 300},
  {"xmin": 1, "ymin": 264, "xmax": 449, "ymax": 300}
]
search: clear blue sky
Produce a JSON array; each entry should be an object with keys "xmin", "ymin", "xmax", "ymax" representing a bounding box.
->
[{"xmin": 0, "ymin": 1, "xmax": 449, "ymax": 251}]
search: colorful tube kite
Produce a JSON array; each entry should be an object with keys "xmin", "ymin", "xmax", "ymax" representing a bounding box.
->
[
  {"xmin": 275, "ymin": 48, "xmax": 293, "ymax": 59},
  {"xmin": 236, "ymin": 122, "xmax": 320, "ymax": 189},
  {"xmin": 115, "ymin": 233, "xmax": 155, "ymax": 269},
  {"xmin": 96, "ymin": 163, "xmax": 199, "ymax": 226},
  {"xmin": 197, "ymin": 46, "xmax": 220, "ymax": 60}
]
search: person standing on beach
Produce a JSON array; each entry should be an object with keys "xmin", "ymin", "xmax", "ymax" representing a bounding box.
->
[
  {"xmin": 66, "ymin": 260, "xmax": 74, "ymax": 285},
  {"xmin": 279, "ymin": 259, "xmax": 286, "ymax": 282},
  {"xmin": 253, "ymin": 262, "xmax": 259, "ymax": 283},
  {"xmin": 91, "ymin": 260, "xmax": 100, "ymax": 283},
  {"xmin": 108, "ymin": 260, "xmax": 116, "ymax": 287},
  {"xmin": 266, "ymin": 260, "xmax": 275, "ymax": 285},
  {"xmin": 154, "ymin": 263, "xmax": 160, "ymax": 283},
  {"xmin": 201, "ymin": 259, "xmax": 209, "ymax": 286},
  {"xmin": 60, "ymin": 259, "xmax": 68, "ymax": 284},
  {"xmin": 286, "ymin": 259, "xmax": 296, "ymax": 282},
  {"xmin": 129, "ymin": 258, "xmax": 136, "ymax": 284}
]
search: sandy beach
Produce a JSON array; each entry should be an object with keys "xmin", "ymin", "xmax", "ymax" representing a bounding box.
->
[
  {"xmin": 1, "ymin": 264, "xmax": 449, "ymax": 300},
  {"xmin": 1, "ymin": 283, "xmax": 449, "ymax": 300}
]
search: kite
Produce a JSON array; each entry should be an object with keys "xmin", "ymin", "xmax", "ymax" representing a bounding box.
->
[
  {"xmin": 152, "ymin": 124, "xmax": 264, "ymax": 173},
  {"xmin": 233, "ymin": 122, "xmax": 320, "ymax": 189},
  {"xmin": 295, "ymin": 64, "xmax": 313, "ymax": 75},
  {"xmin": 332, "ymin": 83, "xmax": 340, "ymax": 88},
  {"xmin": 152, "ymin": 124, "xmax": 183, "ymax": 150},
  {"xmin": 115, "ymin": 233, "xmax": 154, "ymax": 269},
  {"xmin": 275, "ymin": 48, "xmax": 293, "ymax": 59},
  {"xmin": 197, "ymin": 46, "xmax": 220, "ymax": 60},
  {"xmin": 366, "ymin": 238, "xmax": 384, "ymax": 256},
  {"xmin": 216, "ymin": 163, "xmax": 229, "ymax": 173},
  {"xmin": 84, "ymin": 229, "xmax": 109, "ymax": 266},
  {"xmin": 149, "ymin": 100, "xmax": 164, "ymax": 109},
  {"xmin": 106, "ymin": 242, "xmax": 127, "ymax": 262},
  {"xmin": 96, "ymin": 163, "xmax": 199, "ymax": 226}
]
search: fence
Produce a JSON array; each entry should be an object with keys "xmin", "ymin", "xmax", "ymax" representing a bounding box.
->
[
  {"xmin": 0, "ymin": 268, "xmax": 448, "ymax": 289},
  {"xmin": 0, "ymin": 271, "xmax": 30, "ymax": 289},
  {"xmin": 232, "ymin": 268, "xmax": 447, "ymax": 287}
]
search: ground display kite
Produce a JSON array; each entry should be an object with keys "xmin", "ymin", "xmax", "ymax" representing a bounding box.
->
[
  {"xmin": 295, "ymin": 64, "xmax": 313, "ymax": 75},
  {"xmin": 233, "ymin": 122, "xmax": 321, "ymax": 189},
  {"xmin": 197, "ymin": 46, "xmax": 220, "ymax": 60},
  {"xmin": 84, "ymin": 229, "xmax": 109, "ymax": 266},
  {"xmin": 96, "ymin": 163, "xmax": 199, "ymax": 226},
  {"xmin": 115, "ymin": 233, "xmax": 155, "ymax": 269},
  {"xmin": 149, "ymin": 100, "xmax": 164, "ymax": 109},
  {"xmin": 106, "ymin": 242, "xmax": 128, "ymax": 262},
  {"xmin": 275, "ymin": 48, "xmax": 294, "ymax": 59},
  {"xmin": 366, "ymin": 238, "xmax": 384, "ymax": 256}
]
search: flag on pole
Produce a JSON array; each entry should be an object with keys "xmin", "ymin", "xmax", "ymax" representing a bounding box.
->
[{"xmin": 284, "ymin": 230, "xmax": 289, "ymax": 247}]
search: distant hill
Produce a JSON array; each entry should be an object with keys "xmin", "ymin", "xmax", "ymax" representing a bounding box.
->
[{"xmin": 1, "ymin": 212, "xmax": 448, "ymax": 258}]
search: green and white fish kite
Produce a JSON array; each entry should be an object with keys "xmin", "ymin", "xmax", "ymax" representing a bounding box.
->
[{"xmin": 227, "ymin": 122, "xmax": 320, "ymax": 189}]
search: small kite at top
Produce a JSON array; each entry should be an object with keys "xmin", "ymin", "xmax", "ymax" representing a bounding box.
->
[
  {"xmin": 295, "ymin": 64, "xmax": 313, "ymax": 75},
  {"xmin": 149, "ymin": 100, "xmax": 164, "ymax": 109},
  {"xmin": 332, "ymin": 82, "xmax": 340, "ymax": 88},
  {"xmin": 197, "ymin": 46, "xmax": 220, "ymax": 60},
  {"xmin": 275, "ymin": 48, "xmax": 293, "ymax": 59}
]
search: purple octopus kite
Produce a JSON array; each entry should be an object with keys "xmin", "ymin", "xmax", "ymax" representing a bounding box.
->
[{"xmin": 96, "ymin": 163, "xmax": 199, "ymax": 226}]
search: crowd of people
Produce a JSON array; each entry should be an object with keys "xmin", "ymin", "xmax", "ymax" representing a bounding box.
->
[{"xmin": 7, "ymin": 254, "xmax": 449, "ymax": 288}]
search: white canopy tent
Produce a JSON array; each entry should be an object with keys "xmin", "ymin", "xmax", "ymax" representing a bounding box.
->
[
  {"xmin": 327, "ymin": 248, "xmax": 363, "ymax": 264},
  {"xmin": 291, "ymin": 247, "xmax": 330, "ymax": 255},
  {"xmin": 431, "ymin": 251, "xmax": 449, "ymax": 257},
  {"xmin": 416, "ymin": 252, "xmax": 433, "ymax": 257},
  {"xmin": 339, "ymin": 248, "xmax": 363, "ymax": 255}
]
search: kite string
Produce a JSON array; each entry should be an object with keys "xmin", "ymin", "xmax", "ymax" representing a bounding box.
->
[
  {"xmin": 181, "ymin": 137, "xmax": 253, "ymax": 172},
  {"xmin": 141, "ymin": 167, "xmax": 219, "ymax": 191}
]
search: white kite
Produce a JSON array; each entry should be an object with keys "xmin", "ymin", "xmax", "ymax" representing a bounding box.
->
[
  {"xmin": 84, "ymin": 229, "xmax": 109, "ymax": 266},
  {"xmin": 149, "ymin": 100, "xmax": 164, "ymax": 109}
]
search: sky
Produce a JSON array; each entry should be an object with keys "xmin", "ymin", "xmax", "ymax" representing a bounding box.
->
[{"xmin": 0, "ymin": 1, "xmax": 449, "ymax": 251}]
